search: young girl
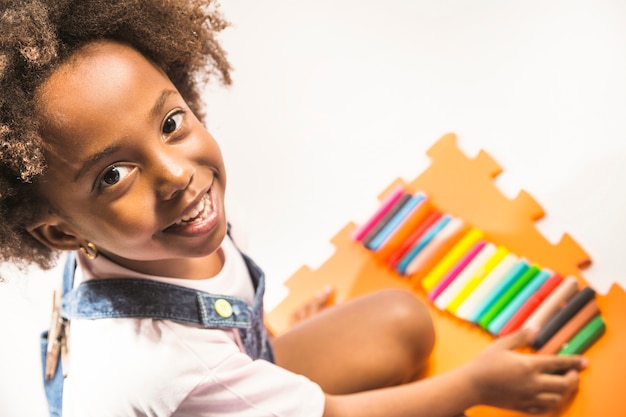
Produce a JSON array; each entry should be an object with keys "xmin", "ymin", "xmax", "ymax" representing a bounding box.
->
[{"xmin": 0, "ymin": 1, "xmax": 586, "ymax": 416}]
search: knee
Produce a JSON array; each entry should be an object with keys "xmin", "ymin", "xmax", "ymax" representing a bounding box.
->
[
  {"xmin": 374, "ymin": 289, "xmax": 435, "ymax": 372},
  {"xmin": 375, "ymin": 289, "xmax": 434, "ymax": 337}
]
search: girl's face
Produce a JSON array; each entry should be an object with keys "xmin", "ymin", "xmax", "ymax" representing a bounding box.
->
[{"xmin": 30, "ymin": 41, "xmax": 228, "ymax": 278}]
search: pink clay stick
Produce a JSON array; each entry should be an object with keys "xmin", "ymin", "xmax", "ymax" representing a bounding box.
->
[
  {"xmin": 521, "ymin": 276, "xmax": 579, "ymax": 332},
  {"xmin": 427, "ymin": 240, "xmax": 487, "ymax": 302},
  {"xmin": 351, "ymin": 185, "xmax": 405, "ymax": 242}
]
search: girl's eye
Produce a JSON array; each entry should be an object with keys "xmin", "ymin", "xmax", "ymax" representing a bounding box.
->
[
  {"xmin": 99, "ymin": 165, "xmax": 133, "ymax": 188},
  {"xmin": 162, "ymin": 111, "xmax": 185, "ymax": 135}
]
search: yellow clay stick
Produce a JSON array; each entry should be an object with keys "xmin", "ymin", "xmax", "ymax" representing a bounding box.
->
[
  {"xmin": 446, "ymin": 246, "xmax": 510, "ymax": 314},
  {"xmin": 421, "ymin": 227, "xmax": 484, "ymax": 291}
]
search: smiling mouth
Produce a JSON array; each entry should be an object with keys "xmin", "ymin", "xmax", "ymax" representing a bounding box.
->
[
  {"xmin": 175, "ymin": 192, "xmax": 212, "ymax": 225},
  {"xmin": 164, "ymin": 185, "xmax": 219, "ymax": 234}
]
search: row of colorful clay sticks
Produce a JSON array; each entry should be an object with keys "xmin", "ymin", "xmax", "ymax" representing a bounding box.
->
[{"xmin": 352, "ymin": 185, "xmax": 605, "ymax": 355}]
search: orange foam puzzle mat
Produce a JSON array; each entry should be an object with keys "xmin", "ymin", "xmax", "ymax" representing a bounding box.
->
[{"xmin": 267, "ymin": 133, "xmax": 626, "ymax": 417}]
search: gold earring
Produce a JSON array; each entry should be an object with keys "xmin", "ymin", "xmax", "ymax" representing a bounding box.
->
[{"xmin": 79, "ymin": 242, "xmax": 98, "ymax": 260}]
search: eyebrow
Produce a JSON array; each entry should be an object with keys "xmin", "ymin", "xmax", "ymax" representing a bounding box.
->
[
  {"xmin": 74, "ymin": 145, "xmax": 120, "ymax": 182},
  {"xmin": 149, "ymin": 89, "xmax": 178, "ymax": 119}
]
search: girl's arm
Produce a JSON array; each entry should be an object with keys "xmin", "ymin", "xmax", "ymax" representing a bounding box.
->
[{"xmin": 323, "ymin": 329, "xmax": 586, "ymax": 417}]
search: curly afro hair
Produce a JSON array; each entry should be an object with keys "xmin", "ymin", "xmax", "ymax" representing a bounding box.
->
[{"xmin": 0, "ymin": 0, "xmax": 231, "ymax": 271}]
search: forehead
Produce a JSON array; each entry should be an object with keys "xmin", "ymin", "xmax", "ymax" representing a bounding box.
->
[{"xmin": 36, "ymin": 41, "xmax": 173, "ymax": 148}]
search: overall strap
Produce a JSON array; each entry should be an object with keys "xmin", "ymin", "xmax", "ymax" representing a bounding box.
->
[
  {"xmin": 62, "ymin": 251, "xmax": 77, "ymax": 296},
  {"xmin": 60, "ymin": 223, "xmax": 254, "ymax": 328},
  {"xmin": 61, "ymin": 278, "xmax": 254, "ymax": 329},
  {"xmin": 43, "ymin": 225, "xmax": 268, "ymax": 417}
]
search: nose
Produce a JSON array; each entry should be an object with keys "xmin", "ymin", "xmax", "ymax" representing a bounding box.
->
[{"xmin": 153, "ymin": 149, "xmax": 195, "ymax": 201}]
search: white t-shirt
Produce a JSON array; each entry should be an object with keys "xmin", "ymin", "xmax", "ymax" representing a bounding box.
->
[{"xmin": 62, "ymin": 236, "xmax": 325, "ymax": 417}]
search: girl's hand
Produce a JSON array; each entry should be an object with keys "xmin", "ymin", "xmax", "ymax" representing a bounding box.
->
[{"xmin": 465, "ymin": 328, "xmax": 587, "ymax": 414}]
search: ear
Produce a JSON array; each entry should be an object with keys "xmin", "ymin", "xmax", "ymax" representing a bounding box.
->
[{"xmin": 27, "ymin": 220, "xmax": 82, "ymax": 252}]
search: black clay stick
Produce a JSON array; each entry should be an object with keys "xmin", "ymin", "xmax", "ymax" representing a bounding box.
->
[{"xmin": 531, "ymin": 286, "xmax": 595, "ymax": 350}]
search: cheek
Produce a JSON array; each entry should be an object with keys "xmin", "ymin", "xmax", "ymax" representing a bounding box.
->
[
  {"xmin": 194, "ymin": 132, "xmax": 225, "ymax": 169},
  {"xmin": 108, "ymin": 199, "xmax": 155, "ymax": 229},
  {"xmin": 84, "ymin": 200, "xmax": 158, "ymax": 240}
]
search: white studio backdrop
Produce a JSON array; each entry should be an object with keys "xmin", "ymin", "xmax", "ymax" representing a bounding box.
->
[
  {"xmin": 207, "ymin": 0, "xmax": 626, "ymax": 304},
  {"xmin": 1, "ymin": 1, "xmax": 624, "ymax": 415}
]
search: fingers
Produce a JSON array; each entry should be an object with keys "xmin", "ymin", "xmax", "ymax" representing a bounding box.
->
[
  {"xmin": 524, "ymin": 365, "xmax": 581, "ymax": 416},
  {"xmin": 492, "ymin": 327, "xmax": 536, "ymax": 350},
  {"xmin": 522, "ymin": 373, "xmax": 579, "ymax": 415},
  {"xmin": 478, "ymin": 330, "xmax": 585, "ymax": 415},
  {"xmin": 523, "ymin": 392, "xmax": 561, "ymax": 415},
  {"xmin": 516, "ymin": 371, "xmax": 579, "ymax": 415},
  {"xmin": 491, "ymin": 329, "xmax": 587, "ymax": 374},
  {"xmin": 529, "ymin": 354, "xmax": 585, "ymax": 403},
  {"xmin": 536, "ymin": 368, "xmax": 580, "ymax": 394},
  {"xmin": 534, "ymin": 353, "xmax": 587, "ymax": 374}
]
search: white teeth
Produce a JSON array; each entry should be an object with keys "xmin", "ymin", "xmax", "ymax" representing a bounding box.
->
[
  {"xmin": 181, "ymin": 198, "xmax": 205, "ymax": 221},
  {"xmin": 176, "ymin": 193, "xmax": 212, "ymax": 225}
]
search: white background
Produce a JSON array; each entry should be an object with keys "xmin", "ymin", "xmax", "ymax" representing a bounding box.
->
[{"xmin": 1, "ymin": 1, "xmax": 624, "ymax": 415}]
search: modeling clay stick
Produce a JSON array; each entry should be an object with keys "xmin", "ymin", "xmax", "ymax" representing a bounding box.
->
[
  {"xmin": 531, "ymin": 286, "xmax": 596, "ymax": 350},
  {"xmin": 421, "ymin": 228, "xmax": 484, "ymax": 292},
  {"xmin": 455, "ymin": 253, "xmax": 520, "ymax": 321},
  {"xmin": 387, "ymin": 210, "xmax": 442, "ymax": 269},
  {"xmin": 468, "ymin": 260, "xmax": 530, "ymax": 323},
  {"xmin": 434, "ymin": 243, "xmax": 497, "ymax": 309},
  {"xmin": 351, "ymin": 184, "xmax": 405, "ymax": 242},
  {"xmin": 538, "ymin": 300, "xmax": 600, "ymax": 354},
  {"xmin": 478, "ymin": 264, "xmax": 540, "ymax": 329},
  {"xmin": 487, "ymin": 268, "xmax": 552, "ymax": 335},
  {"xmin": 446, "ymin": 246, "xmax": 509, "ymax": 314},
  {"xmin": 361, "ymin": 193, "xmax": 411, "ymax": 247},
  {"xmin": 498, "ymin": 274, "xmax": 563, "ymax": 336},
  {"xmin": 405, "ymin": 217, "xmax": 468, "ymax": 277},
  {"xmin": 366, "ymin": 192, "xmax": 425, "ymax": 250},
  {"xmin": 558, "ymin": 315, "xmax": 606, "ymax": 355},
  {"xmin": 426, "ymin": 240, "xmax": 487, "ymax": 302},
  {"xmin": 375, "ymin": 200, "xmax": 434, "ymax": 261},
  {"xmin": 521, "ymin": 276, "xmax": 579, "ymax": 332},
  {"xmin": 395, "ymin": 215, "xmax": 452, "ymax": 276}
]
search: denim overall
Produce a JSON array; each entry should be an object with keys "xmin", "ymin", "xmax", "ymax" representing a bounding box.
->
[{"xmin": 40, "ymin": 246, "xmax": 274, "ymax": 417}]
